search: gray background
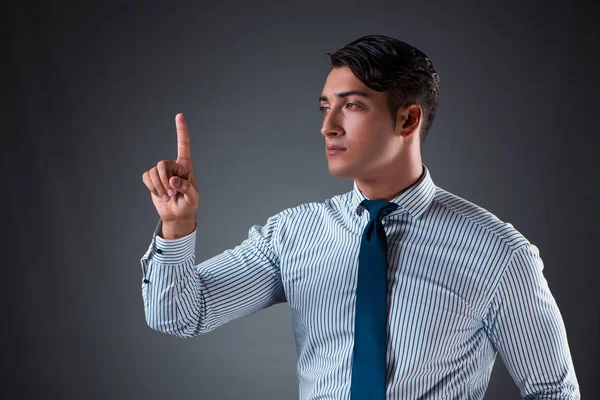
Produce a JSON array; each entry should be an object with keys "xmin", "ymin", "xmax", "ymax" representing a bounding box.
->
[{"xmin": 3, "ymin": 0, "xmax": 598, "ymax": 398}]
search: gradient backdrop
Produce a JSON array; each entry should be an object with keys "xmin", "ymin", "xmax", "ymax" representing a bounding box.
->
[{"xmin": 3, "ymin": 0, "xmax": 598, "ymax": 399}]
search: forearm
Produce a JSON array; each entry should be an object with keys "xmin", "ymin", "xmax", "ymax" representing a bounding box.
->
[
  {"xmin": 142, "ymin": 247, "xmax": 286, "ymax": 338},
  {"xmin": 142, "ymin": 257, "xmax": 206, "ymax": 338},
  {"xmin": 140, "ymin": 214, "xmax": 286, "ymax": 338},
  {"xmin": 140, "ymin": 219, "xmax": 203, "ymax": 337}
]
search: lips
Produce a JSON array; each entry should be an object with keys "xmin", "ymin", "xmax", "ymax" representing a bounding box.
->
[{"xmin": 327, "ymin": 146, "xmax": 347, "ymax": 150}]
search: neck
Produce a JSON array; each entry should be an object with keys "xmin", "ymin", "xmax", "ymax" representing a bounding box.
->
[{"xmin": 355, "ymin": 158, "xmax": 424, "ymax": 202}]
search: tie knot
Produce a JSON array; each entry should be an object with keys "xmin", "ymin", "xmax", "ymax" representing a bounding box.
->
[{"xmin": 360, "ymin": 199, "xmax": 399, "ymax": 222}]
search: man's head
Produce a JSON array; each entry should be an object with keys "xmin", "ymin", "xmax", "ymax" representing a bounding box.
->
[{"xmin": 319, "ymin": 35, "xmax": 439, "ymax": 180}]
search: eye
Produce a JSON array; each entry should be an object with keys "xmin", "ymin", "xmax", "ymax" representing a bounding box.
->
[{"xmin": 318, "ymin": 103, "xmax": 361, "ymax": 114}]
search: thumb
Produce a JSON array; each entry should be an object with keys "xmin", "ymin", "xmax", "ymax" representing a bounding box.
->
[
  {"xmin": 169, "ymin": 176, "xmax": 198, "ymax": 202},
  {"xmin": 170, "ymin": 176, "xmax": 182, "ymax": 188}
]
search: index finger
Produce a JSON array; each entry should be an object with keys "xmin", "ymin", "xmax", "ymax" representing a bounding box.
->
[{"xmin": 175, "ymin": 113, "xmax": 192, "ymax": 163}]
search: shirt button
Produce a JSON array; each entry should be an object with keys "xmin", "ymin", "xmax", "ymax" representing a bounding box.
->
[
  {"xmin": 156, "ymin": 248, "xmax": 163, "ymax": 254},
  {"xmin": 143, "ymin": 279, "xmax": 149, "ymax": 284}
]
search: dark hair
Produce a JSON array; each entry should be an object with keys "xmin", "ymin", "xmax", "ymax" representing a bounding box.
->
[{"xmin": 326, "ymin": 35, "xmax": 440, "ymax": 145}]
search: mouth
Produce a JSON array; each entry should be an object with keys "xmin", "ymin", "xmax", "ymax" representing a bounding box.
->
[{"xmin": 326, "ymin": 147, "xmax": 346, "ymax": 155}]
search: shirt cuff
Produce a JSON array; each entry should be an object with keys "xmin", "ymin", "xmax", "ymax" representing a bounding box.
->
[{"xmin": 150, "ymin": 218, "xmax": 197, "ymax": 264}]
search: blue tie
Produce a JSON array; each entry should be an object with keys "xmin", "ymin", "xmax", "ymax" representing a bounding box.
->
[{"xmin": 351, "ymin": 199, "xmax": 399, "ymax": 400}]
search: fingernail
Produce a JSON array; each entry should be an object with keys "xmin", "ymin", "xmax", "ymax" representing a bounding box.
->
[
  {"xmin": 162, "ymin": 194, "xmax": 169, "ymax": 201},
  {"xmin": 167, "ymin": 189, "xmax": 175, "ymax": 196}
]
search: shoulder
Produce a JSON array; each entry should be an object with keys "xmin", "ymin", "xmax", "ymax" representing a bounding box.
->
[
  {"xmin": 429, "ymin": 186, "xmax": 533, "ymax": 253},
  {"xmin": 276, "ymin": 191, "xmax": 350, "ymax": 219},
  {"xmin": 264, "ymin": 191, "xmax": 352, "ymax": 240}
]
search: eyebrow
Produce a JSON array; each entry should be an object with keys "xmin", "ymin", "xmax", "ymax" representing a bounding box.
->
[{"xmin": 319, "ymin": 90, "xmax": 370, "ymax": 102}]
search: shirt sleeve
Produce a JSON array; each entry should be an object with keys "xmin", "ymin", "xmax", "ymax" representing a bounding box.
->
[
  {"xmin": 483, "ymin": 243, "xmax": 581, "ymax": 399},
  {"xmin": 140, "ymin": 213, "xmax": 286, "ymax": 338}
]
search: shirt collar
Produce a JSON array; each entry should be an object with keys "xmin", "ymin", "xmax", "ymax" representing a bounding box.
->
[{"xmin": 350, "ymin": 163, "xmax": 436, "ymax": 220}]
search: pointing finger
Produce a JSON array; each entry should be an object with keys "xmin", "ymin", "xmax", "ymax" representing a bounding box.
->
[{"xmin": 175, "ymin": 113, "xmax": 192, "ymax": 163}]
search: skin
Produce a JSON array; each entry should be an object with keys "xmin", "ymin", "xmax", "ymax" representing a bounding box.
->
[{"xmin": 319, "ymin": 66, "xmax": 425, "ymax": 201}]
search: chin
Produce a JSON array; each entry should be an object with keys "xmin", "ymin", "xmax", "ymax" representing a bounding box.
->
[{"xmin": 328, "ymin": 164, "xmax": 355, "ymax": 178}]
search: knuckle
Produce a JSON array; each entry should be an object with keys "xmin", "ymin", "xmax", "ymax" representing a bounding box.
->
[{"xmin": 157, "ymin": 160, "xmax": 168, "ymax": 169}]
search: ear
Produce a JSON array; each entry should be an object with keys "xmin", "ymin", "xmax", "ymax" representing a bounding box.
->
[
  {"xmin": 405, "ymin": 105, "xmax": 422, "ymax": 128},
  {"xmin": 396, "ymin": 104, "xmax": 422, "ymax": 138}
]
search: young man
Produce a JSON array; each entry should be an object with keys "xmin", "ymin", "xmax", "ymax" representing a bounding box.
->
[{"xmin": 140, "ymin": 35, "xmax": 580, "ymax": 399}]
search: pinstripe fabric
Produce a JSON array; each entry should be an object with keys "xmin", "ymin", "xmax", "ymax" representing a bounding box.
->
[{"xmin": 140, "ymin": 164, "xmax": 580, "ymax": 399}]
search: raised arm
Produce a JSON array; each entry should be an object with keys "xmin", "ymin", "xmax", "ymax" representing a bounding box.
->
[
  {"xmin": 140, "ymin": 213, "xmax": 286, "ymax": 338},
  {"xmin": 139, "ymin": 113, "xmax": 286, "ymax": 337}
]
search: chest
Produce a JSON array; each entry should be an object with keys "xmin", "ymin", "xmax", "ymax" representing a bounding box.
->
[{"xmin": 279, "ymin": 225, "xmax": 487, "ymax": 349}]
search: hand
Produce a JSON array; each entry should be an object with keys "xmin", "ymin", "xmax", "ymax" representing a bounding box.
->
[{"xmin": 142, "ymin": 113, "xmax": 199, "ymax": 224}]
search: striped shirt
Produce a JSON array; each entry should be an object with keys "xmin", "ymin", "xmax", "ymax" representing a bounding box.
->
[{"xmin": 140, "ymin": 163, "xmax": 580, "ymax": 399}]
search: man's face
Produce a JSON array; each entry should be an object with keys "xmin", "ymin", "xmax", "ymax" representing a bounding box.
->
[{"xmin": 319, "ymin": 66, "xmax": 403, "ymax": 180}]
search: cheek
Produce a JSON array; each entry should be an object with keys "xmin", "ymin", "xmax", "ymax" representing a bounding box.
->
[
  {"xmin": 346, "ymin": 116, "xmax": 376, "ymax": 141},
  {"xmin": 348, "ymin": 119, "xmax": 390, "ymax": 152}
]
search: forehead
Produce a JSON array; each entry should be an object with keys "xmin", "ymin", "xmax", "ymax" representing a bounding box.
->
[
  {"xmin": 320, "ymin": 66, "xmax": 378, "ymax": 99},
  {"xmin": 323, "ymin": 66, "xmax": 368, "ymax": 89}
]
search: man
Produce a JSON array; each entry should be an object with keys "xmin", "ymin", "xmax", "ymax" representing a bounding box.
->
[{"xmin": 140, "ymin": 35, "xmax": 580, "ymax": 399}]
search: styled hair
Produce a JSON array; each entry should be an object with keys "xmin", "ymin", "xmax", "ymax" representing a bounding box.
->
[{"xmin": 326, "ymin": 35, "xmax": 440, "ymax": 145}]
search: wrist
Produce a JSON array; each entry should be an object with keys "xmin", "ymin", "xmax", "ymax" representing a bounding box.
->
[{"xmin": 160, "ymin": 219, "xmax": 196, "ymax": 240}]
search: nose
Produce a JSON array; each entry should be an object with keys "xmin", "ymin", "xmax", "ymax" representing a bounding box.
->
[{"xmin": 320, "ymin": 108, "xmax": 344, "ymax": 138}]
